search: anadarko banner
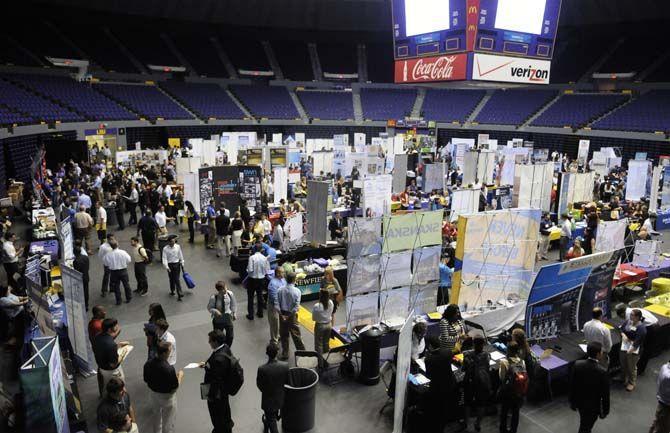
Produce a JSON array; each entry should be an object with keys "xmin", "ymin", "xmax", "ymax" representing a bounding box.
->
[
  {"xmin": 471, "ymin": 53, "xmax": 551, "ymax": 85},
  {"xmin": 394, "ymin": 54, "xmax": 468, "ymax": 83},
  {"xmin": 382, "ymin": 210, "xmax": 443, "ymax": 252}
]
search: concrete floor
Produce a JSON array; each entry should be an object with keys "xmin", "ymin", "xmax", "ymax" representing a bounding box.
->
[{"xmin": 65, "ymin": 222, "xmax": 665, "ymax": 433}]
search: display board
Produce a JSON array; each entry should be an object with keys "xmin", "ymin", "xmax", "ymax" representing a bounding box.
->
[
  {"xmin": 557, "ymin": 172, "xmax": 595, "ymax": 217},
  {"xmin": 363, "ymin": 175, "xmax": 393, "ymax": 217},
  {"xmin": 409, "ymin": 281, "xmax": 439, "ymax": 316},
  {"xmin": 450, "ymin": 188, "xmax": 479, "ymax": 222},
  {"xmin": 462, "ymin": 151, "xmax": 479, "ymax": 186},
  {"xmin": 60, "ymin": 264, "xmax": 94, "ymax": 372},
  {"xmin": 382, "ymin": 210, "xmax": 443, "ymax": 253},
  {"xmin": 380, "ymin": 250, "xmax": 414, "ymax": 290},
  {"xmin": 345, "ymin": 152, "xmax": 367, "ymax": 179},
  {"xmin": 477, "ymin": 151, "xmax": 496, "ymax": 185},
  {"xmin": 513, "ymin": 163, "xmax": 553, "ymax": 212},
  {"xmin": 306, "ymin": 180, "xmax": 329, "ymax": 244},
  {"xmin": 452, "ymin": 208, "xmax": 541, "ymax": 309},
  {"xmin": 392, "ymin": 154, "xmax": 408, "ymax": 193},
  {"xmin": 115, "ymin": 150, "xmax": 167, "ymax": 168},
  {"xmin": 199, "ymin": 165, "xmax": 263, "ymax": 213},
  {"xmin": 333, "ymin": 135, "xmax": 347, "ymax": 178},
  {"xmin": 347, "ymin": 254, "xmax": 382, "ymax": 296},
  {"xmin": 273, "ymin": 167, "xmax": 288, "ymax": 206},
  {"xmin": 182, "ymin": 172, "xmax": 200, "ymax": 212},
  {"xmin": 348, "ymin": 217, "xmax": 383, "ymax": 258},
  {"xmin": 412, "ymin": 246, "xmax": 441, "ymax": 285},
  {"xmin": 424, "ymin": 162, "xmax": 447, "ymax": 191},
  {"xmin": 379, "ymin": 287, "xmax": 410, "ymax": 323},
  {"xmin": 452, "ymin": 138, "xmax": 475, "ymax": 170},
  {"xmin": 626, "ymin": 159, "xmax": 651, "ymax": 202},
  {"xmin": 595, "ymin": 219, "xmax": 627, "ymax": 253},
  {"xmin": 284, "ymin": 212, "xmax": 304, "ymax": 248},
  {"xmin": 525, "ymin": 250, "xmax": 622, "ymax": 341},
  {"xmin": 393, "ymin": 315, "xmax": 413, "ymax": 433},
  {"xmin": 312, "ymin": 151, "xmax": 334, "ymax": 176},
  {"xmin": 59, "ymin": 217, "xmax": 74, "ymax": 264},
  {"xmin": 345, "ymin": 291, "xmax": 380, "ymax": 330},
  {"xmin": 175, "ymin": 157, "xmax": 201, "ymax": 178},
  {"xmin": 500, "ymin": 147, "xmax": 530, "ymax": 186}
]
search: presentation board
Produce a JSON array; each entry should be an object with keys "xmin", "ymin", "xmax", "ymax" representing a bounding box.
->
[
  {"xmin": 412, "ymin": 246, "xmax": 441, "ymax": 285},
  {"xmin": 175, "ymin": 157, "xmax": 201, "ymax": 177},
  {"xmin": 392, "ymin": 154, "xmax": 408, "ymax": 193},
  {"xmin": 345, "ymin": 291, "xmax": 380, "ymax": 330},
  {"xmin": 500, "ymin": 147, "xmax": 530, "ymax": 186},
  {"xmin": 461, "ymin": 151, "xmax": 479, "ymax": 186},
  {"xmin": 333, "ymin": 135, "xmax": 347, "ymax": 178},
  {"xmin": 452, "ymin": 208, "xmax": 541, "ymax": 309},
  {"xmin": 380, "ymin": 287, "xmax": 411, "ymax": 323},
  {"xmin": 347, "ymin": 254, "xmax": 382, "ymax": 296},
  {"xmin": 60, "ymin": 264, "xmax": 94, "ymax": 372},
  {"xmin": 59, "ymin": 217, "xmax": 73, "ymax": 264},
  {"xmin": 182, "ymin": 173, "xmax": 200, "ymax": 212},
  {"xmin": 477, "ymin": 150, "xmax": 496, "ymax": 185},
  {"xmin": 284, "ymin": 212, "xmax": 304, "ymax": 245},
  {"xmin": 557, "ymin": 172, "xmax": 595, "ymax": 217},
  {"xmin": 306, "ymin": 180, "xmax": 329, "ymax": 244},
  {"xmin": 345, "ymin": 153, "xmax": 367, "ymax": 179},
  {"xmin": 348, "ymin": 217, "xmax": 383, "ymax": 258},
  {"xmin": 595, "ymin": 219, "xmax": 627, "ymax": 253},
  {"xmin": 452, "ymin": 138, "xmax": 474, "ymax": 170},
  {"xmin": 626, "ymin": 159, "xmax": 651, "ymax": 202},
  {"xmin": 380, "ymin": 251, "xmax": 414, "ymax": 289},
  {"xmin": 409, "ymin": 281, "xmax": 438, "ymax": 316},
  {"xmin": 424, "ymin": 162, "xmax": 448, "ymax": 191},
  {"xmin": 198, "ymin": 165, "xmax": 262, "ymax": 213},
  {"xmin": 363, "ymin": 175, "xmax": 393, "ymax": 217},
  {"xmin": 312, "ymin": 151, "xmax": 334, "ymax": 176},
  {"xmin": 115, "ymin": 150, "xmax": 167, "ymax": 168},
  {"xmin": 273, "ymin": 167, "xmax": 288, "ymax": 205},
  {"xmin": 382, "ymin": 210, "xmax": 443, "ymax": 253},
  {"xmin": 513, "ymin": 163, "xmax": 553, "ymax": 212},
  {"xmin": 450, "ymin": 188, "xmax": 479, "ymax": 222}
]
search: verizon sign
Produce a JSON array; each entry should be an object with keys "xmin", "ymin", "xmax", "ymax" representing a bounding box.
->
[
  {"xmin": 394, "ymin": 54, "xmax": 467, "ymax": 83},
  {"xmin": 472, "ymin": 53, "xmax": 551, "ymax": 85}
]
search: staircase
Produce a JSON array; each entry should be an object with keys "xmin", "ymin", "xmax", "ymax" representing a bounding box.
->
[
  {"xmin": 466, "ymin": 90, "xmax": 494, "ymax": 124},
  {"xmin": 521, "ymin": 92, "xmax": 564, "ymax": 127},
  {"xmin": 156, "ymin": 84, "xmax": 199, "ymax": 120},
  {"xmin": 353, "ymin": 90, "xmax": 363, "ymax": 122},
  {"xmin": 262, "ymin": 41, "xmax": 284, "ymax": 80},
  {"xmin": 224, "ymin": 87, "xmax": 254, "ymax": 120},
  {"xmin": 357, "ymin": 43, "xmax": 368, "ymax": 83},
  {"xmin": 103, "ymin": 27, "xmax": 148, "ymax": 74},
  {"xmin": 410, "ymin": 88, "xmax": 426, "ymax": 118},
  {"xmin": 211, "ymin": 36, "xmax": 238, "ymax": 79},
  {"xmin": 579, "ymin": 37, "xmax": 625, "ymax": 82},
  {"xmin": 308, "ymin": 43, "xmax": 323, "ymax": 81},
  {"xmin": 161, "ymin": 33, "xmax": 196, "ymax": 76},
  {"xmin": 289, "ymin": 90, "xmax": 309, "ymax": 121}
]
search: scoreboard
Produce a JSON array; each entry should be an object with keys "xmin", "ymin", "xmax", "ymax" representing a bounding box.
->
[{"xmin": 392, "ymin": 0, "xmax": 562, "ymax": 85}]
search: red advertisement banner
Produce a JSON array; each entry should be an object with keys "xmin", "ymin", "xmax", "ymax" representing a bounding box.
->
[{"xmin": 394, "ymin": 54, "xmax": 468, "ymax": 83}]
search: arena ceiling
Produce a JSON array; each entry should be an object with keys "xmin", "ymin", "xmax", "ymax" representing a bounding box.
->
[{"xmin": 21, "ymin": 0, "xmax": 670, "ymax": 31}]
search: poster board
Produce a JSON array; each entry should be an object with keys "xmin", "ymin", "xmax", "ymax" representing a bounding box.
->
[
  {"xmin": 175, "ymin": 157, "xmax": 201, "ymax": 178},
  {"xmin": 354, "ymin": 133, "xmax": 366, "ymax": 153},
  {"xmin": 393, "ymin": 315, "xmax": 413, "ymax": 433},
  {"xmin": 450, "ymin": 188, "xmax": 479, "ymax": 222},
  {"xmin": 60, "ymin": 264, "xmax": 94, "ymax": 372},
  {"xmin": 312, "ymin": 151, "xmax": 334, "ymax": 176},
  {"xmin": 345, "ymin": 152, "xmax": 367, "ymax": 179},
  {"xmin": 424, "ymin": 163, "xmax": 448, "ymax": 191},
  {"xmin": 362, "ymin": 175, "xmax": 392, "ymax": 217},
  {"xmin": 115, "ymin": 150, "xmax": 168, "ymax": 168},
  {"xmin": 392, "ymin": 154, "xmax": 408, "ymax": 193},
  {"xmin": 380, "ymin": 251, "xmax": 413, "ymax": 290},
  {"xmin": 59, "ymin": 217, "xmax": 74, "ymax": 264},
  {"xmin": 273, "ymin": 167, "xmax": 288, "ymax": 205},
  {"xmin": 347, "ymin": 217, "xmax": 382, "ymax": 258},
  {"xmin": 461, "ymin": 151, "xmax": 479, "ymax": 186},
  {"xmin": 333, "ymin": 135, "xmax": 347, "ymax": 178},
  {"xmin": 199, "ymin": 165, "xmax": 262, "ymax": 213},
  {"xmin": 595, "ymin": 219, "xmax": 627, "ymax": 253},
  {"xmin": 306, "ymin": 180, "xmax": 329, "ymax": 244},
  {"xmin": 452, "ymin": 138, "xmax": 475, "ymax": 170},
  {"xmin": 382, "ymin": 210, "xmax": 442, "ymax": 253},
  {"xmin": 626, "ymin": 159, "xmax": 651, "ymax": 202},
  {"xmin": 513, "ymin": 163, "xmax": 553, "ymax": 212},
  {"xmin": 182, "ymin": 173, "xmax": 200, "ymax": 212},
  {"xmin": 557, "ymin": 172, "xmax": 595, "ymax": 217},
  {"xmin": 345, "ymin": 291, "xmax": 380, "ymax": 330},
  {"xmin": 477, "ymin": 150, "xmax": 496, "ymax": 185},
  {"xmin": 347, "ymin": 254, "xmax": 382, "ymax": 296}
]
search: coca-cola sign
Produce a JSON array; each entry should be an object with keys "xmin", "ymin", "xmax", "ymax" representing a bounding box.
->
[{"xmin": 394, "ymin": 54, "xmax": 467, "ymax": 83}]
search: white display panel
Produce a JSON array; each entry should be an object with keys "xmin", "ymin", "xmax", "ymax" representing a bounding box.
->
[
  {"xmin": 405, "ymin": 0, "xmax": 450, "ymax": 37},
  {"xmin": 494, "ymin": 0, "xmax": 547, "ymax": 35}
]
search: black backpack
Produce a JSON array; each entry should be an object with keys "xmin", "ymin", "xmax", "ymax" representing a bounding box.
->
[{"xmin": 222, "ymin": 352, "xmax": 244, "ymax": 396}]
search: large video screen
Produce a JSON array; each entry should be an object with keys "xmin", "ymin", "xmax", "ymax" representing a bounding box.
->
[
  {"xmin": 494, "ymin": 0, "xmax": 547, "ymax": 35},
  {"xmin": 404, "ymin": 0, "xmax": 450, "ymax": 37}
]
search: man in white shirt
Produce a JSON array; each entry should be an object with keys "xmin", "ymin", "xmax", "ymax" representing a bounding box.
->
[
  {"xmin": 157, "ymin": 183, "xmax": 172, "ymax": 202},
  {"xmin": 643, "ymin": 214, "xmax": 658, "ymax": 235},
  {"xmin": 155, "ymin": 205, "xmax": 168, "ymax": 235},
  {"xmin": 583, "ymin": 307, "xmax": 613, "ymax": 368},
  {"xmin": 260, "ymin": 214, "xmax": 272, "ymax": 237},
  {"xmin": 162, "ymin": 235, "xmax": 185, "ymax": 301},
  {"xmin": 102, "ymin": 239, "xmax": 133, "ymax": 305},
  {"xmin": 98, "ymin": 234, "xmax": 114, "ymax": 297},
  {"xmin": 155, "ymin": 319, "xmax": 177, "ymax": 366},
  {"xmin": 559, "ymin": 213, "xmax": 572, "ymax": 262},
  {"xmin": 2, "ymin": 232, "xmax": 22, "ymax": 291},
  {"xmin": 96, "ymin": 201, "xmax": 107, "ymax": 246},
  {"xmin": 246, "ymin": 240, "xmax": 270, "ymax": 320},
  {"xmin": 126, "ymin": 184, "xmax": 139, "ymax": 225}
]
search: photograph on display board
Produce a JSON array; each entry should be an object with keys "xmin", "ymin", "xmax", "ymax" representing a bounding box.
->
[
  {"xmin": 347, "ymin": 217, "xmax": 382, "ymax": 258},
  {"xmin": 411, "ymin": 246, "xmax": 441, "ymax": 285},
  {"xmin": 379, "ymin": 287, "xmax": 411, "ymax": 324},
  {"xmin": 409, "ymin": 281, "xmax": 438, "ymax": 316},
  {"xmin": 347, "ymin": 254, "xmax": 381, "ymax": 296},
  {"xmin": 345, "ymin": 291, "xmax": 380, "ymax": 330}
]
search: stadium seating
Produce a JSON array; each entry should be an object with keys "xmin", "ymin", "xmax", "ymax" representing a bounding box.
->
[
  {"xmin": 297, "ymin": 90, "xmax": 354, "ymax": 120},
  {"xmin": 531, "ymin": 93, "xmax": 627, "ymax": 128},
  {"xmin": 160, "ymin": 81, "xmax": 244, "ymax": 119},
  {"xmin": 0, "ymin": 77, "xmax": 82, "ymax": 123},
  {"xmin": 229, "ymin": 85, "xmax": 299, "ymax": 119},
  {"xmin": 422, "ymin": 89, "xmax": 486, "ymax": 123},
  {"xmin": 271, "ymin": 40, "xmax": 313, "ymax": 81},
  {"xmin": 4, "ymin": 74, "xmax": 136, "ymax": 121},
  {"xmin": 0, "ymin": 106, "xmax": 34, "ymax": 126},
  {"xmin": 593, "ymin": 90, "xmax": 670, "ymax": 133},
  {"xmin": 475, "ymin": 90, "xmax": 556, "ymax": 125},
  {"xmin": 360, "ymin": 88, "xmax": 416, "ymax": 120},
  {"xmin": 95, "ymin": 83, "xmax": 193, "ymax": 120}
]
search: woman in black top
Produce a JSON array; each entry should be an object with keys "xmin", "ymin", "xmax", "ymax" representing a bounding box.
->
[
  {"xmin": 185, "ymin": 201, "xmax": 198, "ymax": 243},
  {"xmin": 145, "ymin": 303, "xmax": 166, "ymax": 360}
]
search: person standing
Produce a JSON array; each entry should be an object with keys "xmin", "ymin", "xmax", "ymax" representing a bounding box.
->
[
  {"xmin": 246, "ymin": 240, "xmax": 270, "ymax": 320},
  {"xmin": 96, "ymin": 377, "xmax": 136, "ymax": 433},
  {"xmin": 88, "ymin": 305, "xmax": 107, "ymax": 396},
  {"xmin": 74, "ymin": 205, "xmax": 94, "ymax": 254},
  {"xmin": 267, "ymin": 267, "xmax": 285, "ymax": 344},
  {"xmin": 498, "ymin": 341, "xmax": 527, "ymax": 433},
  {"xmin": 162, "ymin": 235, "xmax": 184, "ymax": 301},
  {"xmin": 155, "ymin": 205, "xmax": 169, "ymax": 236},
  {"xmin": 569, "ymin": 342, "xmax": 610, "ymax": 433},
  {"xmin": 277, "ymin": 272, "xmax": 305, "ymax": 361},
  {"xmin": 311, "ymin": 290, "xmax": 333, "ymax": 357},
  {"xmin": 256, "ymin": 342, "xmax": 289, "ymax": 433},
  {"xmin": 103, "ymin": 240, "xmax": 133, "ymax": 305},
  {"xmin": 438, "ymin": 255, "xmax": 453, "ymax": 306},
  {"xmin": 93, "ymin": 318, "xmax": 130, "ymax": 385},
  {"xmin": 207, "ymin": 281, "xmax": 237, "ymax": 347},
  {"xmin": 144, "ymin": 341, "xmax": 183, "ymax": 433},
  {"xmin": 559, "ymin": 213, "xmax": 573, "ymax": 262},
  {"xmin": 155, "ymin": 319, "xmax": 177, "ymax": 366},
  {"xmin": 583, "ymin": 307, "xmax": 613, "ymax": 369},
  {"xmin": 328, "ymin": 211, "xmax": 344, "ymax": 241},
  {"xmin": 138, "ymin": 210, "xmax": 159, "ymax": 260},
  {"xmin": 650, "ymin": 360, "xmax": 670, "ymax": 433},
  {"xmin": 538, "ymin": 212, "xmax": 552, "ymax": 261},
  {"xmin": 126, "ymin": 183, "xmax": 139, "ymax": 226},
  {"xmin": 185, "ymin": 201, "xmax": 199, "ymax": 244},
  {"xmin": 96, "ymin": 201, "xmax": 107, "ymax": 246},
  {"xmin": 98, "ymin": 234, "xmax": 114, "ymax": 298},
  {"xmin": 424, "ymin": 336, "xmax": 463, "ymax": 433},
  {"xmin": 73, "ymin": 246, "xmax": 91, "ymax": 310},
  {"xmin": 462, "ymin": 336, "xmax": 492, "ymax": 432},
  {"xmin": 216, "ymin": 207, "xmax": 231, "ymax": 258},
  {"xmin": 619, "ymin": 308, "xmax": 647, "ymax": 392},
  {"xmin": 201, "ymin": 330, "xmax": 234, "ymax": 433},
  {"xmin": 206, "ymin": 200, "xmax": 217, "ymax": 249},
  {"xmin": 130, "ymin": 237, "xmax": 150, "ymax": 297},
  {"xmin": 2, "ymin": 232, "xmax": 22, "ymax": 292}
]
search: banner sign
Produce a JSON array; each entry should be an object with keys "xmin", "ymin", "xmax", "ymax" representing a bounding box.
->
[
  {"xmin": 59, "ymin": 217, "xmax": 74, "ymax": 263},
  {"xmin": 471, "ymin": 53, "xmax": 551, "ymax": 85},
  {"xmin": 394, "ymin": 53, "xmax": 468, "ymax": 83},
  {"xmin": 662, "ymin": 166, "xmax": 670, "ymax": 208},
  {"xmin": 60, "ymin": 264, "xmax": 95, "ymax": 372},
  {"xmin": 382, "ymin": 210, "xmax": 443, "ymax": 253},
  {"xmin": 626, "ymin": 159, "xmax": 651, "ymax": 202},
  {"xmin": 363, "ymin": 175, "xmax": 392, "ymax": 217},
  {"xmin": 333, "ymin": 135, "xmax": 347, "ymax": 178}
]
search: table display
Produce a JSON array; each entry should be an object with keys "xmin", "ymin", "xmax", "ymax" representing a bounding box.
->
[
  {"xmin": 29, "ymin": 240, "xmax": 60, "ymax": 262},
  {"xmin": 32, "ymin": 207, "xmax": 58, "ymax": 240}
]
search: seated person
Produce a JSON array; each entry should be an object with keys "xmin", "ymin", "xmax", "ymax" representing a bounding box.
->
[
  {"xmin": 566, "ymin": 238, "xmax": 585, "ymax": 259},
  {"xmin": 411, "ymin": 321, "xmax": 427, "ymax": 365}
]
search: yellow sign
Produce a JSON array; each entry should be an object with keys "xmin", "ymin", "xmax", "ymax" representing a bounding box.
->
[{"xmin": 168, "ymin": 138, "xmax": 181, "ymax": 148}]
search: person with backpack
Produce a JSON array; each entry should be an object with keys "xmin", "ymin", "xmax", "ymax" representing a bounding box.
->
[
  {"xmin": 130, "ymin": 237, "xmax": 150, "ymax": 297},
  {"xmin": 463, "ymin": 335, "xmax": 492, "ymax": 432},
  {"xmin": 498, "ymin": 341, "xmax": 528, "ymax": 433},
  {"xmin": 201, "ymin": 329, "xmax": 244, "ymax": 433},
  {"xmin": 207, "ymin": 281, "xmax": 237, "ymax": 347}
]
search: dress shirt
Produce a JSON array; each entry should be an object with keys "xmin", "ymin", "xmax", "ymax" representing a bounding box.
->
[
  {"xmin": 247, "ymin": 252, "xmax": 270, "ymax": 279},
  {"xmin": 561, "ymin": 219, "xmax": 572, "ymax": 238},
  {"xmin": 277, "ymin": 283, "xmax": 301, "ymax": 314},
  {"xmin": 128, "ymin": 188, "xmax": 139, "ymax": 203},
  {"xmin": 157, "ymin": 185, "xmax": 172, "ymax": 198},
  {"xmin": 159, "ymin": 331, "xmax": 177, "ymax": 366},
  {"xmin": 208, "ymin": 290, "xmax": 237, "ymax": 318},
  {"xmin": 2, "ymin": 241, "xmax": 18, "ymax": 263},
  {"xmin": 77, "ymin": 193, "xmax": 92, "ymax": 209},
  {"xmin": 262, "ymin": 219, "xmax": 272, "ymax": 236},
  {"xmin": 657, "ymin": 363, "xmax": 670, "ymax": 405},
  {"xmin": 98, "ymin": 242, "xmax": 113, "ymax": 262},
  {"xmin": 74, "ymin": 211, "xmax": 94, "ymax": 229},
  {"xmin": 311, "ymin": 300, "xmax": 333, "ymax": 324},
  {"xmin": 96, "ymin": 206, "xmax": 107, "ymax": 225},
  {"xmin": 103, "ymin": 248, "xmax": 132, "ymax": 270},
  {"xmin": 267, "ymin": 277, "xmax": 286, "ymax": 310},
  {"xmin": 143, "ymin": 357, "xmax": 179, "ymax": 394},
  {"xmin": 155, "ymin": 211, "xmax": 167, "ymax": 228},
  {"xmin": 583, "ymin": 319, "xmax": 612, "ymax": 353},
  {"xmin": 162, "ymin": 244, "xmax": 184, "ymax": 268}
]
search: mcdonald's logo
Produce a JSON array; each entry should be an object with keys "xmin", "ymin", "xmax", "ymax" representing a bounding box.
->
[
  {"xmin": 468, "ymin": 24, "xmax": 476, "ymax": 31},
  {"xmin": 468, "ymin": 5, "xmax": 478, "ymax": 13}
]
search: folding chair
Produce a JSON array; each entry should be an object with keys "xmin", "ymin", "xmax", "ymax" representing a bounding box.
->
[
  {"xmin": 319, "ymin": 345, "xmax": 348, "ymax": 386},
  {"xmin": 379, "ymin": 360, "xmax": 396, "ymax": 414},
  {"xmin": 294, "ymin": 350, "xmax": 320, "ymax": 371}
]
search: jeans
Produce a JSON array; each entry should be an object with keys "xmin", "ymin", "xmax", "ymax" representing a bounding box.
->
[
  {"xmin": 247, "ymin": 278, "xmax": 266, "ymax": 317},
  {"xmin": 268, "ymin": 308, "xmax": 280, "ymax": 343},
  {"xmin": 578, "ymin": 408, "xmax": 599, "ymax": 433},
  {"xmin": 110, "ymin": 269, "xmax": 132, "ymax": 303},
  {"xmin": 151, "ymin": 391, "xmax": 177, "ymax": 433},
  {"xmin": 263, "ymin": 410, "xmax": 279, "ymax": 433},
  {"xmin": 314, "ymin": 322, "xmax": 331, "ymax": 356},
  {"xmin": 208, "ymin": 397, "xmax": 232, "ymax": 433},
  {"xmin": 279, "ymin": 312, "xmax": 305, "ymax": 359},
  {"xmin": 134, "ymin": 262, "xmax": 148, "ymax": 293},
  {"xmin": 167, "ymin": 263, "xmax": 183, "ymax": 297},
  {"xmin": 500, "ymin": 398, "xmax": 521, "ymax": 433}
]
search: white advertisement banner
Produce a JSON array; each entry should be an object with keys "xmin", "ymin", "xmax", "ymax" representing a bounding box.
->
[
  {"xmin": 273, "ymin": 167, "xmax": 288, "ymax": 205},
  {"xmin": 472, "ymin": 53, "xmax": 551, "ymax": 85}
]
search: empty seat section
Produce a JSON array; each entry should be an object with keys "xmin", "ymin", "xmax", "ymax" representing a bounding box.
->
[
  {"xmin": 422, "ymin": 89, "xmax": 485, "ymax": 123},
  {"xmin": 297, "ymin": 91, "xmax": 354, "ymax": 120},
  {"xmin": 531, "ymin": 94, "xmax": 627, "ymax": 128},
  {"xmin": 160, "ymin": 82, "xmax": 244, "ymax": 119},
  {"xmin": 95, "ymin": 83, "xmax": 193, "ymax": 120},
  {"xmin": 360, "ymin": 88, "xmax": 416, "ymax": 120},
  {"xmin": 475, "ymin": 90, "xmax": 556, "ymax": 125},
  {"xmin": 229, "ymin": 85, "xmax": 298, "ymax": 119}
]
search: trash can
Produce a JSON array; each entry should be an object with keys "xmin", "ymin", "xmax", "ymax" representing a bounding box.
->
[
  {"xmin": 359, "ymin": 327, "xmax": 382, "ymax": 385},
  {"xmin": 157, "ymin": 234, "xmax": 172, "ymax": 260},
  {"xmin": 282, "ymin": 367, "xmax": 318, "ymax": 433}
]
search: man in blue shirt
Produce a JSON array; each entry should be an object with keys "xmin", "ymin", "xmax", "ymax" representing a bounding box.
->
[
  {"xmin": 267, "ymin": 267, "xmax": 286, "ymax": 344},
  {"xmin": 651, "ymin": 361, "xmax": 670, "ymax": 433},
  {"xmin": 77, "ymin": 189, "xmax": 92, "ymax": 212},
  {"xmin": 206, "ymin": 200, "xmax": 217, "ymax": 249},
  {"xmin": 438, "ymin": 255, "xmax": 453, "ymax": 306},
  {"xmin": 277, "ymin": 272, "xmax": 305, "ymax": 360}
]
